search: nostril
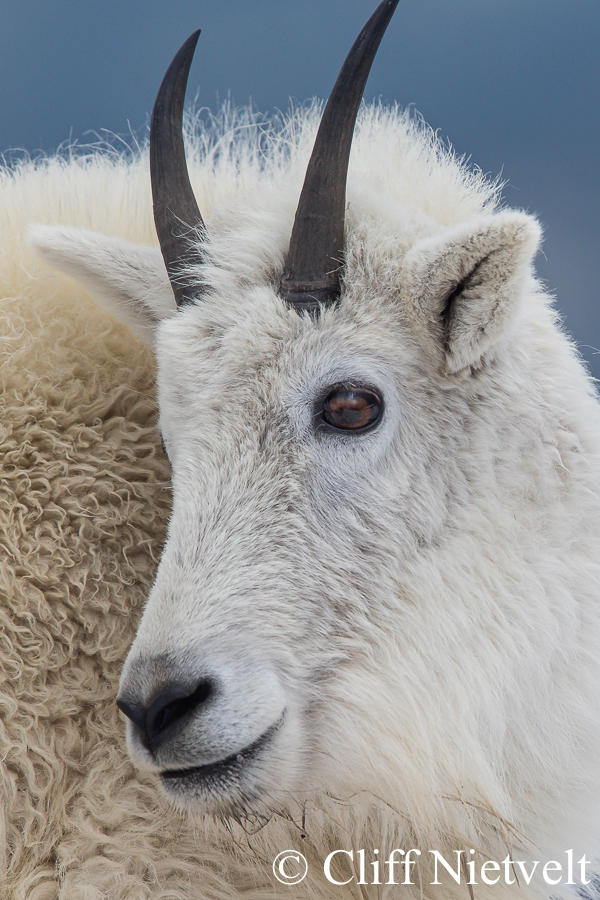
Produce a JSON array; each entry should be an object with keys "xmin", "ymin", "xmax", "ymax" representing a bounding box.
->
[
  {"xmin": 117, "ymin": 678, "xmax": 215, "ymax": 754},
  {"xmin": 147, "ymin": 679, "xmax": 214, "ymax": 740}
]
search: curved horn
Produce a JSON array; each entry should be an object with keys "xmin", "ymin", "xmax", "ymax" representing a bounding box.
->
[
  {"xmin": 150, "ymin": 30, "xmax": 207, "ymax": 308},
  {"xmin": 280, "ymin": 0, "xmax": 400, "ymax": 315}
]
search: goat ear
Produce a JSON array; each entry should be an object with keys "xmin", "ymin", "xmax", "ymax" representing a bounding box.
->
[
  {"xmin": 30, "ymin": 225, "xmax": 175, "ymax": 345},
  {"xmin": 401, "ymin": 212, "xmax": 542, "ymax": 374}
]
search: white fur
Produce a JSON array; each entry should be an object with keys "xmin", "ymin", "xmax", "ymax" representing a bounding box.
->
[{"xmin": 7, "ymin": 98, "xmax": 600, "ymax": 899}]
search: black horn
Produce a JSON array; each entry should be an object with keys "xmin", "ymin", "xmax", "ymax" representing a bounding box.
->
[
  {"xmin": 280, "ymin": 0, "xmax": 400, "ymax": 315},
  {"xmin": 150, "ymin": 30, "xmax": 207, "ymax": 308}
]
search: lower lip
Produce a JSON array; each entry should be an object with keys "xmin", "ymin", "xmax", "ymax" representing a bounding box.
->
[{"xmin": 160, "ymin": 717, "xmax": 282, "ymax": 789}]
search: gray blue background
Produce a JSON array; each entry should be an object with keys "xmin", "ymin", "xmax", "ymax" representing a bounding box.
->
[{"xmin": 2, "ymin": 1, "xmax": 599, "ymax": 378}]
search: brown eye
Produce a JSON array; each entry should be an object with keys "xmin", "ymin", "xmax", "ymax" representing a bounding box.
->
[{"xmin": 321, "ymin": 388, "xmax": 383, "ymax": 432}]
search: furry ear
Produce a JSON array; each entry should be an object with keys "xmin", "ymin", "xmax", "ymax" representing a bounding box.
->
[
  {"xmin": 30, "ymin": 225, "xmax": 175, "ymax": 345},
  {"xmin": 401, "ymin": 212, "xmax": 542, "ymax": 374}
]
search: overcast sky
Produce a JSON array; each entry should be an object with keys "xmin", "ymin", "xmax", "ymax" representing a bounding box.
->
[{"xmin": 3, "ymin": 0, "xmax": 599, "ymax": 378}]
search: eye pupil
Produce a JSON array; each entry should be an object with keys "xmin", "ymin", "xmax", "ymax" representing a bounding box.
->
[{"xmin": 322, "ymin": 389, "xmax": 382, "ymax": 431}]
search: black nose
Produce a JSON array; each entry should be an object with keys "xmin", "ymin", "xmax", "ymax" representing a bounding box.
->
[{"xmin": 117, "ymin": 678, "xmax": 214, "ymax": 754}]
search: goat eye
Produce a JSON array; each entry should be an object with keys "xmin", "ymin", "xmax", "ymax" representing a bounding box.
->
[{"xmin": 321, "ymin": 389, "xmax": 383, "ymax": 432}]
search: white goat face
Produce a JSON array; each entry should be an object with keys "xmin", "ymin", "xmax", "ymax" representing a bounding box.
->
[
  {"xmin": 120, "ymin": 278, "xmax": 429, "ymax": 812},
  {"xmin": 31, "ymin": 0, "xmax": 542, "ymax": 820}
]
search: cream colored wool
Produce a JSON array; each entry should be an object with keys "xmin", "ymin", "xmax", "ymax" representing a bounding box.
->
[{"xmin": 2, "ymin": 105, "xmax": 600, "ymax": 900}]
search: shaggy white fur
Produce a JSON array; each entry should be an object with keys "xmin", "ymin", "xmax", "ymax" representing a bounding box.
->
[{"xmin": 2, "ymin": 100, "xmax": 600, "ymax": 900}]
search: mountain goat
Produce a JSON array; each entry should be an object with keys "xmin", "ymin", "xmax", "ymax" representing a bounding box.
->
[{"xmin": 3, "ymin": 0, "xmax": 600, "ymax": 897}]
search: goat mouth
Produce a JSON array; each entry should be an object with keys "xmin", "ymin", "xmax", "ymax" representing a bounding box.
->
[{"xmin": 159, "ymin": 716, "xmax": 283, "ymax": 796}]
